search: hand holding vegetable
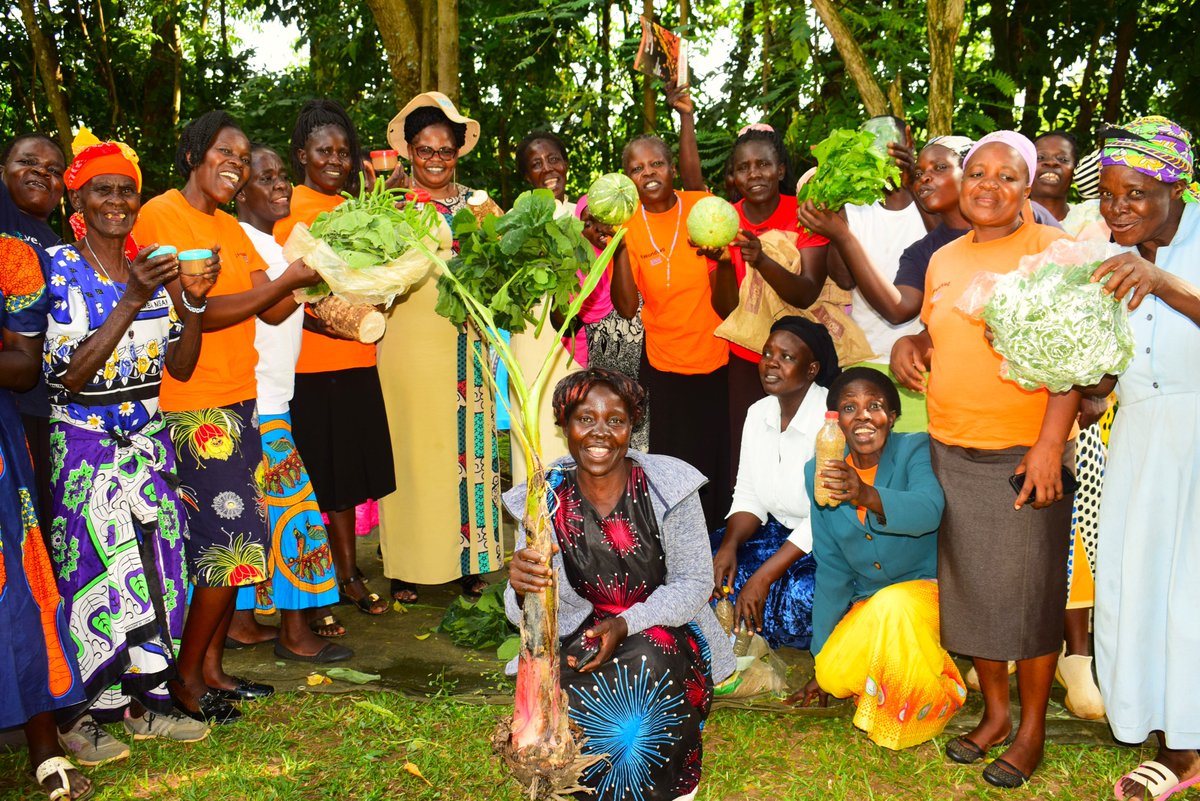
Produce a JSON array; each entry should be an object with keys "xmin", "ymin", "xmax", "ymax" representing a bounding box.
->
[
  {"xmin": 796, "ymin": 200, "xmax": 850, "ymax": 242},
  {"xmin": 690, "ymin": 238, "xmax": 727, "ymax": 261},
  {"xmin": 574, "ymin": 616, "xmax": 628, "ymax": 673},
  {"xmin": 281, "ymin": 258, "xmax": 323, "ymax": 289},
  {"xmin": 1091, "ymin": 251, "xmax": 1165, "ymax": 311},
  {"xmin": 887, "ymin": 133, "xmax": 916, "ymax": 188},
  {"xmin": 508, "ymin": 546, "xmax": 556, "ymax": 600}
]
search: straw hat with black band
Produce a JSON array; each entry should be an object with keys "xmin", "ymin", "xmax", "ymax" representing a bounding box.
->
[{"xmin": 386, "ymin": 92, "xmax": 481, "ymax": 159}]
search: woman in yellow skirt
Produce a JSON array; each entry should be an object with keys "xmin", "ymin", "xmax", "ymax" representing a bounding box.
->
[{"xmin": 794, "ymin": 367, "xmax": 965, "ymax": 750}]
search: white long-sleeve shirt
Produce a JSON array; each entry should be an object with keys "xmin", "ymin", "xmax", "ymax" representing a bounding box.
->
[{"xmin": 727, "ymin": 386, "xmax": 829, "ymax": 552}]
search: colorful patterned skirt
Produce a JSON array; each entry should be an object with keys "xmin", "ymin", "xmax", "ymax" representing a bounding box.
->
[
  {"xmin": 236, "ymin": 411, "xmax": 337, "ymax": 612},
  {"xmin": 48, "ymin": 415, "xmax": 188, "ymax": 714},
  {"xmin": 0, "ymin": 397, "xmax": 84, "ymax": 728},
  {"xmin": 815, "ymin": 579, "xmax": 965, "ymax": 750},
  {"xmin": 164, "ymin": 399, "xmax": 269, "ymax": 588},
  {"xmin": 709, "ymin": 515, "xmax": 815, "ymax": 650}
]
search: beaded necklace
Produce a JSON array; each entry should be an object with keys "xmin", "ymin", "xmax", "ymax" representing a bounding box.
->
[{"xmin": 640, "ymin": 192, "xmax": 682, "ymax": 286}]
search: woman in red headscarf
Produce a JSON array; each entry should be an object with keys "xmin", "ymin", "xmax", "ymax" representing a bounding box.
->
[{"xmin": 45, "ymin": 129, "xmax": 215, "ymax": 760}]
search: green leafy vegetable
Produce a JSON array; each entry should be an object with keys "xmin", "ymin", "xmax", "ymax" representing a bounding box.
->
[
  {"xmin": 436, "ymin": 582, "xmax": 518, "ymax": 650},
  {"xmin": 434, "ymin": 188, "xmax": 595, "ymax": 333},
  {"xmin": 956, "ymin": 238, "xmax": 1135, "ymax": 392},
  {"xmin": 797, "ymin": 128, "xmax": 902, "ymax": 211}
]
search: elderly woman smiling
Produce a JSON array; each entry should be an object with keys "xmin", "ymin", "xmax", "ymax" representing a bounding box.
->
[
  {"xmin": 1086, "ymin": 116, "xmax": 1200, "ymax": 801},
  {"xmin": 506, "ymin": 368, "xmax": 734, "ymax": 801}
]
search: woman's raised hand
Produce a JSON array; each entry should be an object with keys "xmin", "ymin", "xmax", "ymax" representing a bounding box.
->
[
  {"xmin": 127, "ymin": 245, "xmax": 182, "ymax": 304},
  {"xmin": 508, "ymin": 546, "xmax": 555, "ymax": 597},
  {"xmin": 796, "ymin": 200, "xmax": 849, "ymax": 240}
]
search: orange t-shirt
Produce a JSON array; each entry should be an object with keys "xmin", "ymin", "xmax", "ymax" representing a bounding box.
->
[
  {"xmin": 622, "ymin": 190, "xmax": 729, "ymax": 374},
  {"xmin": 133, "ymin": 189, "xmax": 264, "ymax": 412},
  {"xmin": 275, "ymin": 184, "xmax": 377, "ymax": 374},
  {"xmin": 920, "ymin": 222, "xmax": 1069, "ymax": 449},
  {"xmin": 848, "ymin": 459, "xmax": 879, "ymax": 524}
]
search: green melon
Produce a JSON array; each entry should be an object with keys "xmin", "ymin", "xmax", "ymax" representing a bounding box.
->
[
  {"xmin": 686, "ymin": 196, "xmax": 740, "ymax": 248},
  {"xmin": 587, "ymin": 173, "xmax": 639, "ymax": 225}
]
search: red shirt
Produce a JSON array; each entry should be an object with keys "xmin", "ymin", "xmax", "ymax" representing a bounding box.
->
[{"xmin": 728, "ymin": 195, "xmax": 829, "ymax": 363}]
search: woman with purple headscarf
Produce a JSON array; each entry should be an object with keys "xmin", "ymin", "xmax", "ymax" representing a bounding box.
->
[{"xmin": 1085, "ymin": 116, "xmax": 1200, "ymax": 801}]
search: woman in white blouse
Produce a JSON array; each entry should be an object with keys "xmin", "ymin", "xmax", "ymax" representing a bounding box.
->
[{"xmin": 712, "ymin": 316, "xmax": 841, "ymax": 649}]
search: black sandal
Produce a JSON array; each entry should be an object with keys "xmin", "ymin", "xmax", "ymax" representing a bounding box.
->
[
  {"xmin": 338, "ymin": 576, "xmax": 387, "ymax": 615},
  {"xmin": 457, "ymin": 574, "xmax": 487, "ymax": 600},
  {"xmin": 390, "ymin": 579, "xmax": 419, "ymax": 603}
]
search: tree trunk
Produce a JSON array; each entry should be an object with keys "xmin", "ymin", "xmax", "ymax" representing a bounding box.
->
[
  {"xmin": 809, "ymin": 0, "xmax": 887, "ymax": 117},
  {"xmin": 1102, "ymin": 3, "xmax": 1137, "ymax": 125},
  {"xmin": 641, "ymin": 0, "xmax": 654, "ymax": 132},
  {"xmin": 436, "ymin": 0, "xmax": 459, "ymax": 103},
  {"xmin": 15, "ymin": 0, "xmax": 73, "ymax": 156},
  {"xmin": 1074, "ymin": 15, "xmax": 1107, "ymax": 145},
  {"xmin": 419, "ymin": 0, "xmax": 434, "ymax": 91},
  {"xmin": 364, "ymin": 0, "xmax": 421, "ymax": 109},
  {"xmin": 599, "ymin": 1, "xmax": 612, "ymax": 159},
  {"xmin": 925, "ymin": 0, "xmax": 964, "ymax": 135}
]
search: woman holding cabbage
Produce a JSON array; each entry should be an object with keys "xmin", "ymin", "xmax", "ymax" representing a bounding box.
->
[
  {"xmin": 1086, "ymin": 116, "xmax": 1200, "ymax": 801},
  {"xmin": 890, "ymin": 131, "xmax": 1077, "ymax": 789}
]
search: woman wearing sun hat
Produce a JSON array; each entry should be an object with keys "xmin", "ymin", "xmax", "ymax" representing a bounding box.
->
[{"xmin": 376, "ymin": 92, "xmax": 505, "ymax": 604}]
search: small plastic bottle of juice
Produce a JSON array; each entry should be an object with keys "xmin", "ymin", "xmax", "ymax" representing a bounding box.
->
[
  {"xmin": 714, "ymin": 587, "xmax": 735, "ymax": 636},
  {"xmin": 814, "ymin": 410, "xmax": 846, "ymax": 508}
]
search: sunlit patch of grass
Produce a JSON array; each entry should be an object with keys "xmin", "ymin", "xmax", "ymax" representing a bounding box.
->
[{"xmin": 2, "ymin": 693, "xmax": 1196, "ymax": 801}]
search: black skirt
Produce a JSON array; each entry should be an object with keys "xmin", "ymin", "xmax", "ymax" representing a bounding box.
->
[{"xmin": 290, "ymin": 366, "xmax": 396, "ymax": 512}]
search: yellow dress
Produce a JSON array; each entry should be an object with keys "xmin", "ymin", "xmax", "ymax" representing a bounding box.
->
[{"xmin": 378, "ymin": 188, "xmax": 503, "ymax": 584}]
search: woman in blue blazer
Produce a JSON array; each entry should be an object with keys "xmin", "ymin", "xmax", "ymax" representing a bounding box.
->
[{"xmin": 796, "ymin": 367, "xmax": 966, "ymax": 750}]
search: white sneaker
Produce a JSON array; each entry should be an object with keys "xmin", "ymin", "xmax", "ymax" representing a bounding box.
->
[
  {"xmin": 124, "ymin": 708, "xmax": 211, "ymax": 742},
  {"xmin": 58, "ymin": 714, "xmax": 131, "ymax": 766}
]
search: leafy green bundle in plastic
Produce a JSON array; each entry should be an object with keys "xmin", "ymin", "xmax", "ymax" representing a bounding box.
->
[
  {"xmin": 955, "ymin": 238, "xmax": 1135, "ymax": 392},
  {"xmin": 796, "ymin": 129, "xmax": 901, "ymax": 211}
]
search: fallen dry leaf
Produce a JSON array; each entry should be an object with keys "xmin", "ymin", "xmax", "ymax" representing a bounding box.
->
[
  {"xmin": 306, "ymin": 673, "xmax": 332, "ymax": 686},
  {"xmin": 404, "ymin": 762, "xmax": 433, "ymax": 786}
]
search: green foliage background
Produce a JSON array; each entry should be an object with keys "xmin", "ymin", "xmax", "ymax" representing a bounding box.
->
[{"xmin": 3, "ymin": 0, "xmax": 1198, "ymax": 213}]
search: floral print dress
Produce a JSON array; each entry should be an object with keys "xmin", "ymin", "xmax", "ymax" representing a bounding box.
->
[
  {"xmin": 43, "ymin": 243, "xmax": 191, "ymax": 714},
  {"xmin": 551, "ymin": 464, "xmax": 714, "ymax": 801}
]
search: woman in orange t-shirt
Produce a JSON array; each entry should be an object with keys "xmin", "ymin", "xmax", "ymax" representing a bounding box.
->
[
  {"xmin": 611, "ymin": 134, "xmax": 731, "ymax": 530},
  {"xmin": 133, "ymin": 111, "xmax": 322, "ymax": 724},
  {"xmin": 890, "ymin": 132, "xmax": 1077, "ymax": 789},
  {"xmin": 273, "ymin": 100, "xmax": 395, "ymax": 620}
]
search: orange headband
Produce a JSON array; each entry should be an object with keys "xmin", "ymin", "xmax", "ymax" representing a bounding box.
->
[{"xmin": 64, "ymin": 127, "xmax": 142, "ymax": 191}]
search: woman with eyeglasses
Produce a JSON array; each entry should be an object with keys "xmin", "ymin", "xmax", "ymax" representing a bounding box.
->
[{"xmin": 376, "ymin": 92, "xmax": 506, "ymax": 606}]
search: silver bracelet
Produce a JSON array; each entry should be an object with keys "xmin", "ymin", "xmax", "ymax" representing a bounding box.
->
[{"xmin": 181, "ymin": 292, "xmax": 207, "ymax": 314}]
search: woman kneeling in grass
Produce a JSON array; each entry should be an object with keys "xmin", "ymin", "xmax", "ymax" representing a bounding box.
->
[{"xmin": 793, "ymin": 367, "xmax": 965, "ymax": 749}]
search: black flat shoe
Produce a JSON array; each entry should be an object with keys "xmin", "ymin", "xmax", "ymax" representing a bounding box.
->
[
  {"xmin": 209, "ymin": 677, "xmax": 275, "ymax": 702},
  {"xmin": 274, "ymin": 640, "xmax": 354, "ymax": 664},
  {"xmin": 982, "ymin": 757, "xmax": 1031, "ymax": 788},
  {"xmin": 187, "ymin": 691, "xmax": 242, "ymax": 724}
]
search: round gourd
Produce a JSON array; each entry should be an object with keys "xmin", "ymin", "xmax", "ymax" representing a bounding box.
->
[
  {"xmin": 686, "ymin": 196, "xmax": 740, "ymax": 249},
  {"xmin": 587, "ymin": 173, "xmax": 639, "ymax": 225}
]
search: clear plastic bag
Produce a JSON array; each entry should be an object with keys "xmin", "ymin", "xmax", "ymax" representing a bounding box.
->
[
  {"xmin": 955, "ymin": 237, "xmax": 1135, "ymax": 392},
  {"xmin": 281, "ymin": 217, "xmax": 452, "ymax": 308}
]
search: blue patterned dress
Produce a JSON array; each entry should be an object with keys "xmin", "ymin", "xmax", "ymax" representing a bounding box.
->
[
  {"xmin": 553, "ymin": 465, "xmax": 713, "ymax": 801},
  {"xmin": 0, "ymin": 236, "xmax": 84, "ymax": 728}
]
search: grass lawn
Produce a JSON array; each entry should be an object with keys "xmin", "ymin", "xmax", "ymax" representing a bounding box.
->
[{"xmin": 0, "ymin": 688, "xmax": 1178, "ymax": 801}]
